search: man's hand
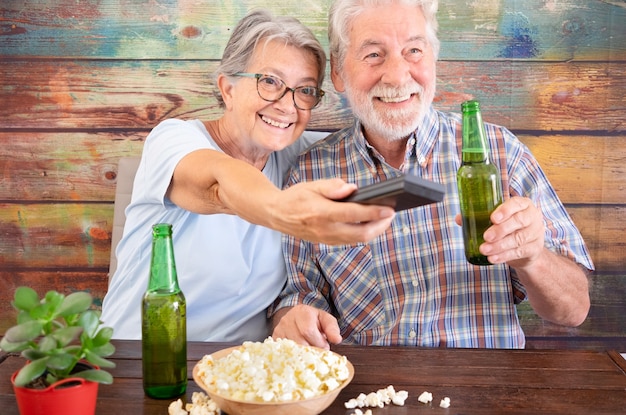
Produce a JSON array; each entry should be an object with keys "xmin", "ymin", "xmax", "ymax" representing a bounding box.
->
[
  {"xmin": 480, "ymin": 196, "xmax": 545, "ymax": 268},
  {"xmin": 272, "ymin": 305, "xmax": 342, "ymax": 350}
]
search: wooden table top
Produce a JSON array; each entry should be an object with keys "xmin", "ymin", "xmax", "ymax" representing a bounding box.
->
[{"xmin": 1, "ymin": 340, "xmax": 625, "ymax": 414}]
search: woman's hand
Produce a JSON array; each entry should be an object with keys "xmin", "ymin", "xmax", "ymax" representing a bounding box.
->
[{"xmin": 267, "ymin": 179, "xmax": 395, "ymax": 245}]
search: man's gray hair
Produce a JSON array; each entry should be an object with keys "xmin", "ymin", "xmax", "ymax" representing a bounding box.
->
[
  {"xmin": 215, "ymin": 9, "xmax": 327, "ymax": 107},
  {"xmin": 329, "ymin": 0, "xmax": 440, "ymax": 70}
]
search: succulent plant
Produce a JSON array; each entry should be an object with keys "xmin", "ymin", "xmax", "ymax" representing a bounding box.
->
[{"xmin": 0, "ymin": 287, "xmax": 116, "ymax": 388}]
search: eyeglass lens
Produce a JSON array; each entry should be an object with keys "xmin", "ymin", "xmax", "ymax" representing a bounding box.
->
[{"xmin": 256, "ymin": 75, "xmax": 321, "ymax": 110}]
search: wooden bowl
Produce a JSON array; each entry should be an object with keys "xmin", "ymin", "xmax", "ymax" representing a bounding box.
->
[{"xmin": 192, "ymin": 345, "xmax": 354, "ymax": 415}]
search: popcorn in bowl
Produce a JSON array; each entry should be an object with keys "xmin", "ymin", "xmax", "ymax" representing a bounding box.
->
[{"xmin": 194, "ymin": 337, "xmax": 352, "ymax": 403}]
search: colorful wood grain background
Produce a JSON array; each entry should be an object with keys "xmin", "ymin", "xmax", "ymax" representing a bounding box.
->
[{"xmin": 1, "ymin": 0, "xmax": 625, "ymax": 342}]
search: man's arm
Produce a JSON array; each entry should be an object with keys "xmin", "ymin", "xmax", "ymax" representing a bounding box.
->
[
  {"xmin": 479, "ymin": 196, "xmax": 590, "ymax": 326},
  {"xmin": 514, "ymin": 250, "xmax": 589, "ymax": 326}
]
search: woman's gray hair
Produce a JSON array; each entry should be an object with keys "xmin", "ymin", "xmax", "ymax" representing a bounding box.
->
[
  {"xmin": 214, "ymin": 9, "xmax": 326, "ymax": 107},
  {"xmin": 329, "ymin": 0, "xmax": 440, "ymax": 71}
]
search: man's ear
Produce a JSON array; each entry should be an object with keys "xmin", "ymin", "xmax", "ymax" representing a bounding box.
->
[
  {"xmin": 330, "ymin": 57, "xmax": 345, "ymax": 93},
  {"xmin": 217, "ymin": 74, "xmax": 235, "ymax": 110}
]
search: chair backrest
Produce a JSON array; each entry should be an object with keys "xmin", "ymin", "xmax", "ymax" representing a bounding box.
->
[{"xmin": 109, "ymin": 157, "xmax": 140, "ymax": 281}]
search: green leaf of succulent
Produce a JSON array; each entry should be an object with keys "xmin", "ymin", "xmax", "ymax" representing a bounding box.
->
[
  {"xmin": 58, "ymin": 291, "xmax": 92, "ymax": 317},
  {"xmin": 78, "ymin": 310, "xmax": 100, "ymax": 338},
  {"xmin": 29, "ymin": 302, "xmax": 51, "ymax": 320},
  {"xmin": 63, "ymin": 345, "xmax": 82, "ymax": 355},
  {"xmin": 44, "ymin": 291, "xmax": 65, "ymax": 308},
  {"xmin": 4, "ymin": 320, "xmax": 42, "ymax": 343},
  {"xmin": 13, "ymin": 287, "xmax": 40, "ymax": 312},
  {"xmin": 46, "ymin": 353, "xmax": 75, "ymax": 371},
  {"xmin": 85, "ymin": 350, "xmax": 116, "ymax": 369},
  {"xmin": 45, "ymin": 372, "xmax": 59, "ymax": 385},
  {"xmin": 92, "ymin": 327, "xmax": 114, "ymax": 347},
  {"xmin": 22, "ymin": 349, "xmax": 47, "ymax": 360},
  {"xmin": 51, "ymin": 326, "xmax": 83, "ymax": 347},
  {"xmin": 72, "ymin": 369, "xmax": 114, "ymax": 385},
  {"xmin": 14, "ymin": 358, "xmax": 48, "ymax": 387},
  {"xmin": 0, "ymin": 337, "xmax": 28, "ymax": 352},
  {"xmin": 16, "ymin": 310, "xmax": 35, "ymax": 325},
  {"xmin": 91, "ymin": 342, "xmax": 116, "ymax": 358},
  {"xmin": 41, "ymin": 291, "xmax": 65, "ymax": 319},
  {"xmin": 79, "ymin": 331, "xmax": 93, "ymax": 350},
  {"xmin": 37, "ymin": 335, "xmax": 58, "ymax": 353}
]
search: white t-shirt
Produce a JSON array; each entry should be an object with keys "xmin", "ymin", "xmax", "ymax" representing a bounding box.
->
[{"xmin": 101, "ymin": 119, "xmax": 326, "ymax": 342}]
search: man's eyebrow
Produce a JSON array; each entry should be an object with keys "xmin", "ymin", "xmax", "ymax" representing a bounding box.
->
[
  {"xmin": 407, "ymin": 35, "xmax": 428, "ymax": 44},
  {"xmin": 356, "ymin": 39, "xmax": 382, "ymax": 52},
  {"xmin": 356, "ymin": 35, "xmax": 428, "ymax": 52}
]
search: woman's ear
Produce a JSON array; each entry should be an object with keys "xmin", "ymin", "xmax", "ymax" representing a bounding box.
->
[
  {"xmin": 217, "ymin": 74, "xmax": 235, "ymax": 110},
  {"xmin": 330, "ymin": 57, "xmax": 345, "ymax": 93}
]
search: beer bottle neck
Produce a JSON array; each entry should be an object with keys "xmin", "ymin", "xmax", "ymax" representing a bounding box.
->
[
  {"xmin": 148, "ymin": 223, "xmax": 181, "ymax": 292},
  {"xmin": 461, "ymin": 100, "xmax": 490, "ymax": 163}
]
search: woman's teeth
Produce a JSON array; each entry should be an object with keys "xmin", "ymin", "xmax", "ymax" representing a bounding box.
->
[{"xmin": 261, "ymin": 115, "xmax": 290, "ymax": 128}]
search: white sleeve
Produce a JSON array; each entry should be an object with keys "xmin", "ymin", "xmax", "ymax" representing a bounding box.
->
[{"xmin": 133, "ymin": 119, "xmax": 213, "ymax": 207}]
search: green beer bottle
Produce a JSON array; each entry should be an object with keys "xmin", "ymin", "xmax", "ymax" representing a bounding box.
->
[
  {"xmin": 142, "ymin": 223, "xmax": 187, "ymax": 399},
  {"xmin": 457, "ymin": 100, "xmax": 503, "ymax": 265}
]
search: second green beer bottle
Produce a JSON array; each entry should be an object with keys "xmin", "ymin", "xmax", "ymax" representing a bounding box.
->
[
  {"xmin": 457, "ymin": 100, "xmax": 503, "ymax": 265},
  {"xmin": 142, "ymin": 223, "xmax": 187, "ymax": 399}
]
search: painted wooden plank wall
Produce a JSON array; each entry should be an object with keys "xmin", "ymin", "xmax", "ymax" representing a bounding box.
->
[
  {"xmin": 1, "ymin": 60, "xmax": 625, "ymax": 131},
  {"xmin": 1, "ymin": 0, "xmax": 625, "ymax": 340},
  {"xmin": 2, "ymin": 0, "xmax": 625, "ymax": 60}
]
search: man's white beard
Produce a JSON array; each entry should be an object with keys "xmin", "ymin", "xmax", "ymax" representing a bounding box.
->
[{"xmin": 344, "ymin": 79, "xmax": 435, "ymax": 142}]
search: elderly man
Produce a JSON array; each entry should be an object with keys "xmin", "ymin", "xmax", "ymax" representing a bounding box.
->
[{"xmin": 270, "ymin": 0, "xmax": 593, "ymax": 349}]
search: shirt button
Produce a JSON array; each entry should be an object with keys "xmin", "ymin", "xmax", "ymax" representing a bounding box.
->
[
  {"xmin": 402, "ymin": 226, "xmax": 410, "ymax": 235},
  {"xmin": 409, "ymin": 138, "xmax": 416, "ymax": 146},
  {"xmin": 408, "ymin": 329, "xmax": 417, "ymax": 338},
  {"xmin": 418, "ymin": 155, "xmax": 426, "ymax": 165},
  {"xmin": 412, "ymin": 279, "xmax": 419, "ymax": 287}
]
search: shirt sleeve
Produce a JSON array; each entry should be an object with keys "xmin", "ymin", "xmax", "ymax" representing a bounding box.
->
[{"xmin": 133, "ymin": 119, "xmax": 213, "ymax": 207}]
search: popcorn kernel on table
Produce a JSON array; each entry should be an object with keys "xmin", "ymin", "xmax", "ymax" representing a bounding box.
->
[
  {"xmin": 167, "ymin": 392, "xmax": 219, "ymax": 415},
  {"xmin": 418, "ymin": 391, "xmax": 433, "ymax": 404},
  {"xmin": 440, "ymin": 396, "xmax": 451, "ymax": 408},
  {"xmin": 344, "ymin": 385, "xmax": 409, "ymax": 409}
]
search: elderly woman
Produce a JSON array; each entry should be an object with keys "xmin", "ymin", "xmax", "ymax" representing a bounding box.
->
[{"xmin": 102, "ymin": 9, "xmax": 395, "ymax": 342}]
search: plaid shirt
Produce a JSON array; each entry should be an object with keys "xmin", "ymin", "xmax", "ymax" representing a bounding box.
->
[{"xmin": 272, "ymin": 106, "xmax": 594, "ymax": 348}]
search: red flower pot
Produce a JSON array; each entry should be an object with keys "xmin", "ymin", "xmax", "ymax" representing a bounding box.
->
[{"xmin": 11, "ymin": 370, "xmax": 99, "ymax": 415}]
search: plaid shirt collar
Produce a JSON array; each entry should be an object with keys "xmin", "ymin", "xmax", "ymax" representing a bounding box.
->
[{"xmin": 351, "ymin": 105, "xmax": 441, "ymax": 171}]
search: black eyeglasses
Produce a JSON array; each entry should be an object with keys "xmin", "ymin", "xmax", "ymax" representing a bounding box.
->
[{"xmin": 233, "ymin": 73, "xmax": 325, "ymax": 110}]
